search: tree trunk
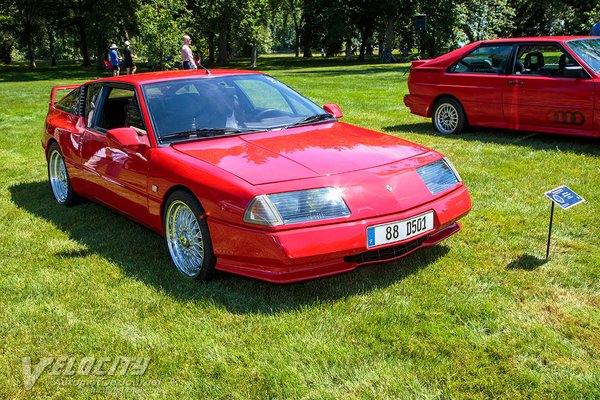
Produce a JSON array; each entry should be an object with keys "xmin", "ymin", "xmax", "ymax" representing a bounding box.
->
[
  {"xmin": 208, "ymin": 32, "xmax": 215, "ymax": 63},
  {"xmin": 250, "ymin": 43, "xmax": 257, "ymax": 68},
  {"xmin": 345, "ymin": 38, "xmax": 352, "ymax": 60},
  {"xmin": 26, "ymin": 34, "xmax": 36, "ymax": 69},
  {"xmin": 357, "ymin": 31, "xmax": 366, "ymax": 61},
  {"xmin": 290, "ymin": 0, "xmax": 300, "ymax": 57},
  {"xmin": 48, "ymin": 27, "xmax": 56, "ymax": 66},
  {"xmin": 77, "ymin": 16, "xmax": 90, "ymax": 66},
  {"xmin": 218, "ymin": 19, "xmax": 229, "ymax": 64},
  {"xmin": 385, "ymin": 17, "xmax": 394, "ymax": 53}
]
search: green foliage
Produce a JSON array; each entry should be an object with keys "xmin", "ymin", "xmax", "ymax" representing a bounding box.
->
[
  {"xmin": 136, "ymin": 0, "xmax": 191, "ymax": 70},
  {"xmin": 456, "ymin": 0, "xmax": 515, "ymax": 42}
]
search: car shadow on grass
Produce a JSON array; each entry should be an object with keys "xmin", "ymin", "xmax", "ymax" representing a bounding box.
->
[
  {"xmin": 384, "ymin": 123, "xmax": 600, "ymax": 156},
  {"xmin": 10, "ymin": 180, "xmax": 451, "ymax": 315}
]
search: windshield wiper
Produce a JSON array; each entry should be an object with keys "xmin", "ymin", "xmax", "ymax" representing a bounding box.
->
[
  {"xmin": 283, "ymin": 113, "xmax": 335, "ymax": 129},
  {"xmin": 161, "ymin": 127, "xmax": 262, "ymax": 141}
]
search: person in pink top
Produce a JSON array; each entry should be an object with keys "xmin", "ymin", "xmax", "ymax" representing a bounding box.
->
[{"xmin": 181, "ymin": 35, "xmax": 197, "ymax": 70}]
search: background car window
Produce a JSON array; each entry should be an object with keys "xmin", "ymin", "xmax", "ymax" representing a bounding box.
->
[
  {"xmin": 95, "ymin": 87, "xmax": 145, "ymax": 131},
  {"xmin": 55, "ymin": 87, "xmax": 81, "ymax": 115},
  {"xmin": 514, "ymin": 45, "xmax": 577, "ymax": 76},
  {"xmin": 236, "ymin": 79, "xmax": 292, "ymax": 112},
  {"xmin": 449, "ymin": 45, "xmax": 513, "ymax": 74}
]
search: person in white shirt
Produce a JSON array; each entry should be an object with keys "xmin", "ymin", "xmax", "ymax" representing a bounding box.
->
[{"xmin": 181, "ymin": 35, "xmax": 197, "ymax": 70}]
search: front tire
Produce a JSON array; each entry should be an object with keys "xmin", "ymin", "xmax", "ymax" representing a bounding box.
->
[
  {"xmin": 432, "ymin": 98, "xmax": 466, "ymax": 135},
  {"xmin": 164, "ymin": 191, "xmax": 216, "ymax": 281},
  {"xmin": 47, "ymin": 142, "xmax": 77, "ymax": 206}
]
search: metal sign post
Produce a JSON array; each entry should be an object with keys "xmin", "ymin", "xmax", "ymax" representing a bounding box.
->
[{"xmin": 544, "ymin": 185, "xmax": 585, "ymax": 261}]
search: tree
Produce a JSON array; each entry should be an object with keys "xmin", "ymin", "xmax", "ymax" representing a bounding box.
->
[
  {"xmin": 0, "ymin": 0, "xmax": 44, "ymax": 68},
  {"xmin": 457, "ymin": 0, "xmax": 515, "ymax": 43},
  {"xmin": 137, "ymin": 0, "xmax": 191, "ymax": 70}
]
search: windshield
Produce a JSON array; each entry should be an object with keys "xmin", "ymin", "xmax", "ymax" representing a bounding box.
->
[
  {"xmin": 142, "ymin": 74, "xmax": 333, "ymax": 142},
  {"xmin": 566, "ymin": 38, "xmax": 600, "ymax": 73}
]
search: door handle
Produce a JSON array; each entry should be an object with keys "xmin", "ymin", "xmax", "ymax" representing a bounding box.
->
[{"xmin": 507, "ymin": 81, "xmax": 523, "ymax": 85}]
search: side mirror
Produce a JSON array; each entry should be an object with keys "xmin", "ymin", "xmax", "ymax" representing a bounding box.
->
[
  {"xmin": 107, "ymin": 127, "xmax": 150, "ymax": 149},
  {"xmin": 323, "ymin": 103, "xmax": 343, "ymax": 119},
  {"xmin": 563, "ymin": 65, "xmax": 583, "ymax": 78}
]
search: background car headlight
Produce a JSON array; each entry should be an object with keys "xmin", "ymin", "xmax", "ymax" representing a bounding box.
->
[
  {"xmin": 417, "ymin": 158, "xmax": 462, "ymax": 195},
  {"xmin": 244, "ymin": 188, "xmax": 350, "ymax": 226}
]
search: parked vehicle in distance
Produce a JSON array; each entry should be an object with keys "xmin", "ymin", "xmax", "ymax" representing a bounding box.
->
[
  {"xmin": 404, "ymin": 36, "xmax": 600, "ymax": 137},
  {"xmin": 44, "ymin": 70, "xmax": 471, "ymax": 283}
]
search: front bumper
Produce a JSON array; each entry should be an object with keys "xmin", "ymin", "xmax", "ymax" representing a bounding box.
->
[{"xmin": 209, "ymin": 185, "xmax": 471, "ymax": 283}]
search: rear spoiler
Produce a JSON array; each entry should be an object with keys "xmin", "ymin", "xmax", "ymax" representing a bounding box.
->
[
  {"xmin": 50, "ymin": 84, "xmax": 80, "ymax": 107},
  {"xmin": 411, "ymin": 59, "xmax": 431, "ymax": 68}
]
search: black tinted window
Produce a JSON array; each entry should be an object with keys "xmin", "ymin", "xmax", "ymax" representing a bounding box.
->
[{"xmin": 450, "ymin": 45, "xmax": 513, "ymax": 74}]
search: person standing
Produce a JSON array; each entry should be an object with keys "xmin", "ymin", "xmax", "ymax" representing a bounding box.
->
[
  {"xmin": 109, "ymin": 44, "xmax": 121, "ymax": 76},
  {"xmin": 181, "ymin": 35, "xmax": 197, "ymax": 70},
  {"xmin": 122, "ymin": 41, "xmax": 136, "ymax": 74}
]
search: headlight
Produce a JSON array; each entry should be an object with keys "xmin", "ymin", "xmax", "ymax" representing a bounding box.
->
[
  {"xmin": 244, "ymin": 187, "xmax": 351, "ymax": 226},
  {"xmin": 417, "ymin": 158, "xmax": 462, "ymax": 195}
]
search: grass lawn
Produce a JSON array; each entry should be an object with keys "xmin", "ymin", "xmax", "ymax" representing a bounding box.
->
[{"xmin": 0, "ymin": 56, "xmax": 598, "ymax": 399}]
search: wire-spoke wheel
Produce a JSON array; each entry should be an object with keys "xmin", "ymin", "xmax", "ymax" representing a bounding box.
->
[
  {"xmin": 433, "ymin": 98, "xmax": 466, "ymax": 135},
  {"xmin": 47, "ymin": 143, "xmax": 76, "ymax": 206},
  {"xmin": 164, "ymin": 191, "xmax": 215, "ymax": 280}
]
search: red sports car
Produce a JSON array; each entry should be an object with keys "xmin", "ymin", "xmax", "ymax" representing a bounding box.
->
[
  {"xmin": 404, "ymin": 36, "xmax": 600, "ymax": 137},
  {"xmin": 44, "ymin": 70, "xmax": 471, "ymax": 283}
]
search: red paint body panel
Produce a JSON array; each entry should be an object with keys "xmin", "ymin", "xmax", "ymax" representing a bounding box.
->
[
  {"xmin": 43, "ymin": 70, "xmax": 472, "ymax": 283},
  {"xmin": 405, "ymin": 36, "xmax": 600, "ymax": 138}
]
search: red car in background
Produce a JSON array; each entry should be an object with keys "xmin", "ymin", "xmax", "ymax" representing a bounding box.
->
[
  {"xmin": 44, "ymin": 70, "xmax": 471, "ymax": 283},
  {"xmin": 404, "ymin": 36, "xmax": 600, "ymax": 137}
]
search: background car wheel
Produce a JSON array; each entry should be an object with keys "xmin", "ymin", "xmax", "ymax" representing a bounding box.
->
[
  {"xmin": 47, "ymin": 142, "xmax": 77, "ymax": 206},
  {"xmin": 164, "ymin": 191, "xmax": 216, "ymax": 281},
  {"xmin": 433, "ymin": 98, "xmax": 466, "ymax": 135}
]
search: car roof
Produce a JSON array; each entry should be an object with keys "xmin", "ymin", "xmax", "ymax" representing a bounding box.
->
[
  {"xmin": 91, "ymin": 69, "xmax": 263, "ymax": 86},
  {"xmin": 477, "ymin": 36, "xmax": 595, "ymax": 44}
]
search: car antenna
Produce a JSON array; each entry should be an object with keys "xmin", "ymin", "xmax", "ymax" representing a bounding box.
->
[{"xmin": 198, "ymin": 63, "xmax": 211, "ymax": 75}]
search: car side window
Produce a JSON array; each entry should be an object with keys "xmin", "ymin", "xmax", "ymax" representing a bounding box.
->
[
  {"xmin": 94, "ymin": 87, "xmax": 146, "ymax": 132},
  {"xmin": 55, "ymin": 87, "xmax": 82, "ymax": 115},
  {"xmin": 449, "ymin": 45, "xmax": 513, "ymax": 74},
  {"xmin": 84, "ymin": 83, "xmax": 102, "ymax": 128},
  {"xmin": 513, "ymin": 44, "xmax": 578, "ymax": 77}
]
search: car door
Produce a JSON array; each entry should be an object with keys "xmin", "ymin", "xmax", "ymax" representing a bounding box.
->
[
  {"xmin": 80, "ymin": 83, "xmax": 151, "ymax": 221},
  {"xmin": 502, "ymin": 43, "xmax": 595, "ymax": 134},
  {"xmin": 444, "ymin": 44, "xmax": 515, "ymax": 128}
]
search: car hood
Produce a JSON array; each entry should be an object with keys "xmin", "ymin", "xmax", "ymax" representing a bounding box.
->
[{"xmin": 171, "ymin": 122, "xmax": 429, "ymax": 185}]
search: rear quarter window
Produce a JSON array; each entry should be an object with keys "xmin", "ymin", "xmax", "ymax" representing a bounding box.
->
[{"xmin": 55, "ymin": 87, "xmax": 82, "ymax": 115}]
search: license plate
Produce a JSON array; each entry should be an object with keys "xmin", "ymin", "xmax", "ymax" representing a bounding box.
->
[{"xmin": 366, "ymin": 211, "xmax": 434, "ymax": 248}]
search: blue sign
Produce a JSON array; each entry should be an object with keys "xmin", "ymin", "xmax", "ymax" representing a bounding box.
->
[{"xmin": 545, "ymin": 186, "xmax": 585, "ymax": 210}]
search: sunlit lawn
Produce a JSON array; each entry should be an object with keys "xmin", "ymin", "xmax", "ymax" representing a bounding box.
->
[{"xmin": 0, "ymin": 56, "xmax": 598, "ymax": 398}]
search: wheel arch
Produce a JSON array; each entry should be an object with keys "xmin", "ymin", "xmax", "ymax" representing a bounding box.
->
[
  {"xmin": 45, "ymin": 138, "xmax": 58, "ymax": 158},
  {"xmin": 430, "ymin": 95, "xmax": 469, "ymax": 125},
  {"xmin": 160, "ymin": 184, "xmax": 201, "ymax": 224}
]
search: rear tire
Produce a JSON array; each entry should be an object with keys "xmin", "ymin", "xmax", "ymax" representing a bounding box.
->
[
  {"xmin": 432, "ymin": 98, "xmax": 466, "ymax": 135},
  {"xmin": 164, "ymin": 191, "xmax": 216, "ymax": 281},
  {"xmin": 47, "ymin": 142, "xmax": 77, "ymax": 206}
]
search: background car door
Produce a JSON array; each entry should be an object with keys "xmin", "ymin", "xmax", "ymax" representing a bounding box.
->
[
  {"xmin": 502, "ymin": 43, "xmax": 595, "ymax": 134},
  {"xmin": 444, "ymin": 44, "xmax": 514, "ymax": 128},
  {"xmin": 80, "ymin": 84, "xmax": 151, "ymax": 221}
]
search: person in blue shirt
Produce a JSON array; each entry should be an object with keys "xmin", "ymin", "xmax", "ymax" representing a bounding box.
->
[
  {"xmin": 109, "ymin": 44, "xmax": 121, "ymax": 76},
  {"xmin": 591, "ymin": 21, "xmax": 600, "ymax": 36}
]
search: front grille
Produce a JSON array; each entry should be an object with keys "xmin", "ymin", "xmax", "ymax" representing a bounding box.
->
[{"xmin": 345, "ymin": 236, "xmax": 428, "ymax": 264}]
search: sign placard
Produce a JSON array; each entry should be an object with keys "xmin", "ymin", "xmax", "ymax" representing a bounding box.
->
[{"xmin": 544, "ymin": 185, "xmax": 584, "ymax": 210}]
